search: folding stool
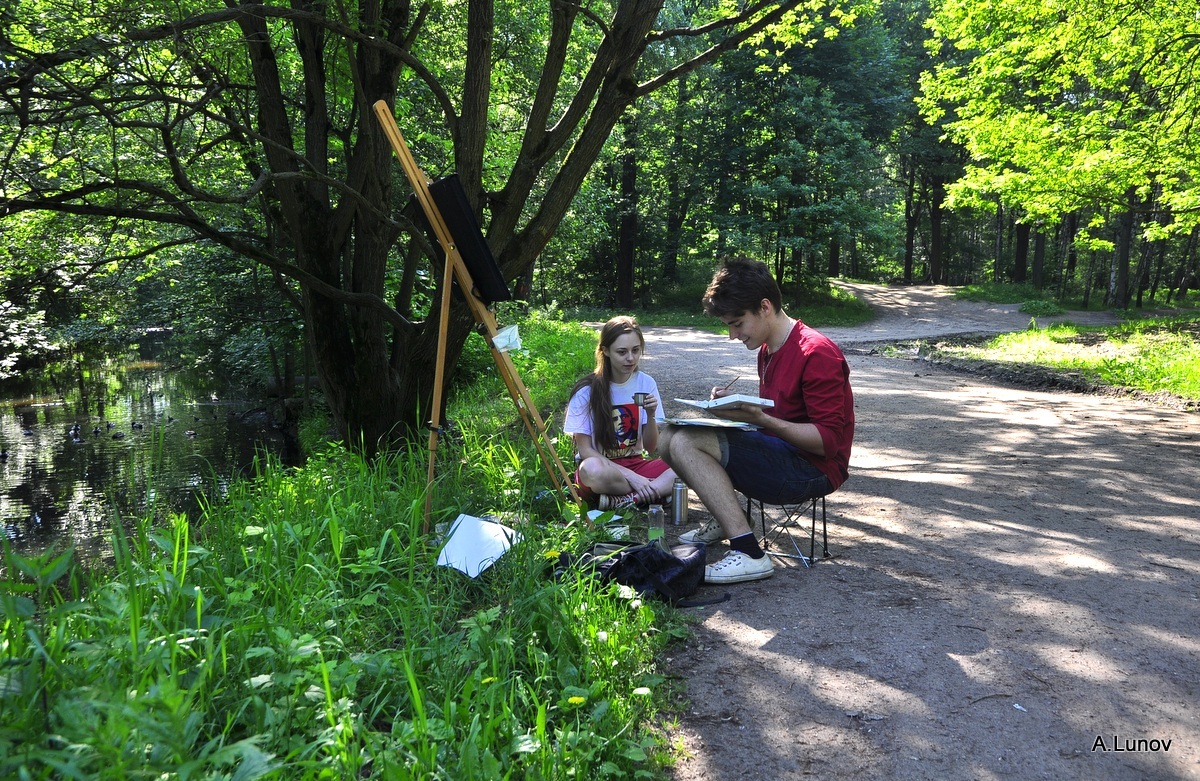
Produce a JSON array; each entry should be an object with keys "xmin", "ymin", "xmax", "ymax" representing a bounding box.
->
[{"xmin": 745, "ymin": 492, "xmax": 833, "ymax": 568}]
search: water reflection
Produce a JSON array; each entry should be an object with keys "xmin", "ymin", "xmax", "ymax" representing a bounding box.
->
[{"xmin": 0, "ymin": 356, "xmax": 300, "ymax": 562}]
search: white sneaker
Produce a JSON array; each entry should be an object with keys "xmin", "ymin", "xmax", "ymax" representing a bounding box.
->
[
  {"xmin": 704, "ymin": 551, "xmax": 774, "ymax": 584},
  {"xmin": 678, "ymin": 518, "xmax": 724, "ymax": 544}
]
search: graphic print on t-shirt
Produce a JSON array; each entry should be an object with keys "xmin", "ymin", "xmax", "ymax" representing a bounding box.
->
[{"xmin": 610, "ymin": 402, "xmax": 641, "ymax": 458}]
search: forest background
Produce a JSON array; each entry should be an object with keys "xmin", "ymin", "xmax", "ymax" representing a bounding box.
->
[
  {"xmin": 3, "ymin": 0, "xmax": 1198, "ymax": 453},
  {"xmin": 4, "ymin": 2, "xmax": 1200, "ymax": 778}
]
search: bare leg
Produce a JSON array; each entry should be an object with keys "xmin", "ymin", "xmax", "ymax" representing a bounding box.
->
[
  {"xmin": 658, "ymin": 426, "xmax": 752, "ymax": 538},
  {"xmin": 575, "ymin": 456, "xmax": 637, "ymax": 495},
  {"xmin": 576, "ymin": 457, "xmax": 676, "ymax": 501}
]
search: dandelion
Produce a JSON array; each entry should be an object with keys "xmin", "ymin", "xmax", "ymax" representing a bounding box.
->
[
  {"xmin": 568, "ymin": 695, "xmax": 587, "ymax": 706},
  {"xmin": 481, "ymin": 676, "xmax": 498, "ymax": 685},
  {"xmin": 544, "ymin": 550, "xmax": 560, "ymax": 560},
  {"xmin": 596, "ymin": 631, "xmax": 608, "ymax": 643}
]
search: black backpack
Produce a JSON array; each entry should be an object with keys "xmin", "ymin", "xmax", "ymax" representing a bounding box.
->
[{"xmin": 554, "ymin": 540, "xmax": 714, "ymax": 605}]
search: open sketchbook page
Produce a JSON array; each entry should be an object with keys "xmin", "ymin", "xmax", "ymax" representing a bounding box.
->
[{"xmin": 674, "ymin": 394, "xmax": 774, "ymax": 411}]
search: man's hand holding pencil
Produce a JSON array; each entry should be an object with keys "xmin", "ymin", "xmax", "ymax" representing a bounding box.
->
[{"xmin": 710, "ymin": 375, "xmax": 740, "ymax": 400}]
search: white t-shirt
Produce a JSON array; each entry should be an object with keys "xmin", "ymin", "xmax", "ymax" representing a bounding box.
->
[{"xmin": 564, "ymin": 372, "xmax": 666, "ymax": 459}]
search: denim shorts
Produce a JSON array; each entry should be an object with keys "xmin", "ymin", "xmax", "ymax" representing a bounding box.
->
[{"xmin": 717, "ymin": 429, "xmax": 831, "ymax": 505}]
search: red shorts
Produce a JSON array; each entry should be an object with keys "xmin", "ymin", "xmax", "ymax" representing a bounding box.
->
[{"xmin": 574, "ymin": 455, "xmax": 671, "ymax": 501}]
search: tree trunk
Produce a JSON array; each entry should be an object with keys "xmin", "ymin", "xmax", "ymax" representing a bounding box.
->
[
  {"xmin": 662, "ymin": 76, "xmax": 691, "ymax": 282},
  {"xmin": 1170, "ymin": 226, "xmax": 1198, "ymax": 303},
  {"xmin": 1114, "ymin": 187, "xmax": 1137, "ymax": 308},
  {"xmin": 994, "ymin": 205, "xmax": 1005, "ymax": 282},
  {"xmin": 616, "ymin": 115, "xmax": 638, "ymax": 308},
  {"xmin": 1032, "ymin": 226, "xmax": 1046, "ymax": 288},
  {"xmin": 903, "ymin": 163, "xmax": 919, "ymax": 283},
  {"xmin": 929, "ymin": 175, "xmax": 945, "ymax": 284},
  {"xmin": 1060, "ymin": 211, "xmax": 1078, "ymax": 298},
  {"xmin": 1013, "ymin": 222, "xmax": 1030, "ymax": 283},
  {"xmin": 1082, "ymin": 250, "xmax": 1097, "ymax": 308}
]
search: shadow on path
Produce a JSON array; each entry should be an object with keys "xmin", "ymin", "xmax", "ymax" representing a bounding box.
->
[{"xmin": 636, "ymin": 286, "xmax": 1198, "ymax": 781}]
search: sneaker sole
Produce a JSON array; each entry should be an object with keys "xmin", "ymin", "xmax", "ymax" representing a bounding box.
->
[{"xmin": 704, "ymin": 564, "xmax": 774, "ymax": 584}]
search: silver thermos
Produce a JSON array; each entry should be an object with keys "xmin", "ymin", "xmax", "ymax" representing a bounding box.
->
[{"xmin": 671, "ymin": 478, "xmax": 688, "ymax": 525}]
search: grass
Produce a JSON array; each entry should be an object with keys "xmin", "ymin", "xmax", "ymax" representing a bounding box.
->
[
  {"xmin": 0, "ymin": 311, "xmax": 688, "ymax": 780},
  {"xmin": 955, "ymin": 281, "xmax": 1059, "ymax": 305},
  {"xmin": 927, "ymin": 316, "xmax": 1200, "ymax": 400},
  {"xmin": 940, "ymin": 282, "xmax": 1200, "ymax": 399}
]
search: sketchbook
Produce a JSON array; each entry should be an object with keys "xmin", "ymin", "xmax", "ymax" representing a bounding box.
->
[
  {"xmin": 664, "ymin": 417, "xmax": 760, "ymax": 431},
  {"xmin": 674, "ymin": 394, "xmax": 774, "ymax": 411}
]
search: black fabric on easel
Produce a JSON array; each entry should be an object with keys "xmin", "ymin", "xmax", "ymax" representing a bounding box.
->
[{"xmin": 422, "ymin": 174, "xmax": 511, "ymax": 306}]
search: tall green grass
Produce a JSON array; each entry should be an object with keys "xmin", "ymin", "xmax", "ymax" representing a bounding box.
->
[{"xmin": 1, "ymin": 313, "xmax": 683, "ymax": 779}]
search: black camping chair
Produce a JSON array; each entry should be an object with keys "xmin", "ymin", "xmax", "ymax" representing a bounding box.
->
[{"xmin": 744, "ymin": 490, "xmax": 834, "ymax": 568}]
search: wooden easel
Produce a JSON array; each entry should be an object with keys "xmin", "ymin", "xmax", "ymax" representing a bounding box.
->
[{"xmin": 373, "ymin": 100, "xmax": 581, "ymax": 532}]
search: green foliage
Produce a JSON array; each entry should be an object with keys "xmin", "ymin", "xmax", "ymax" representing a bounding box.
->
[
  {"xmin": 0, "ymin": 302, "xmax": 55, "ymax": 379},
  {"xmin": 937, "ymin": 316, "xmax": 1200, "ymax": 399},
  {"xmin": 790, "ymin": 281, "xmax": 876, "ymax": 328},
  {"xmin": 1018, "ymin": 299, "xmax": 1065, "ymax": 318},
  {"xmin": 921, "ymin": 0, "xmax": 1200, "ymax": 233},
  {"xmin": 955, "ymin": 282, "xmax": 1050, "ymax": 305},
  {"xmin": 0, "ymin": 445, "xmax": 678, "ymax": 779},
  {"xmin": 296, "ymin": 402, "xmax": 335, "ymax": 457},
  {"xmin": 452, "ymin": 309, "xmax": 598, "ymax": 436},
  {"xmin": 561, "ymin": 278, "xmax": 872, "ymax": 333},
  {"xmin": 532, "ymin": 1, "xmax": 906, "ymax": 310},
  {"xmin": 0, "ymin": 299, "xmax": 695, "ymax": 777}
]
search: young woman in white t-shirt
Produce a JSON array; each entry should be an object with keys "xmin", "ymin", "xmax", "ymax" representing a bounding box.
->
[{"xmin": 564, "ymin": 316, "xmax": 676, "ymax": 509}]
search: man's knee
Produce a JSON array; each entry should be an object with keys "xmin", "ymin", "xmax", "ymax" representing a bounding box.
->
[
  {"xmin": 660, "ymin": 425, "xmax": 718, "ymax": 464},
  {"xmin": 658, "ymin": 425, "xmax": 678, "ymax": 458}
]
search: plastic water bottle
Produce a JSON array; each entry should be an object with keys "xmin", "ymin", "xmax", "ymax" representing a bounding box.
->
[
  {"xmin": 648, "ymin": 504, "xmax": 666, "ymax": 549},
  {"xmin": 671, "ymin": 478, "xmax": 688, "ymax": 526}
]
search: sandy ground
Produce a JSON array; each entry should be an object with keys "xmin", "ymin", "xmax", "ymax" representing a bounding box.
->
[{"xmin": 638, "ymin": 283, "xmax": 1200, "ymax": 781}]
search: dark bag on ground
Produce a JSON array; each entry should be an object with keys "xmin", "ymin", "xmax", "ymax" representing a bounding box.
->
[{"xmin": 555, "ymin": 540, "xmax": 706, "ymax": 603}]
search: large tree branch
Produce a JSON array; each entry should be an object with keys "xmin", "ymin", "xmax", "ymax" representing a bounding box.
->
[
  {"xmin": 455, "ymin": 0, "xmax": 492, "ymax": 203},
  {"xmin": 2, "ymin": 191, "xmax": 417, "ymax": 332},
  {"xmin": 637, "ymin": 0, "xmax": 809, "ymax": 96},
  {"xmin": 491, "ymin": 0, "xmax": 661, "ymax": 244},
  {"xmin": 0, "ymin": 4, "xmax": 458, "ymax": 126}
]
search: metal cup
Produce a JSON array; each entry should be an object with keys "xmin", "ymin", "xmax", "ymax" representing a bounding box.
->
[{"xmin": 633, "ymin": 392, "xmax": 648, "ymax": 406}]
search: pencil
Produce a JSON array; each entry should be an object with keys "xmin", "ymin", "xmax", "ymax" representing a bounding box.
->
[{"xmin": 721, "ymin": 376, "xmax": 741, "ymax": 392}]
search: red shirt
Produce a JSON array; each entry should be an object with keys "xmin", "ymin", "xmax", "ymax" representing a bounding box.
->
[{"xmin": 758, "ymin": 320, "xmax": 855, "ymax": 489}]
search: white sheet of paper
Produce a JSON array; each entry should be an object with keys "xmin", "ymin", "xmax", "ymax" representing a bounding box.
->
[
  {"xmin": 436, "ymin": 513, "xmax": 522, "ymax": 578},
  {"xmin": 492, "ymin": 325, "xmax": 522, "ymax": 352}
]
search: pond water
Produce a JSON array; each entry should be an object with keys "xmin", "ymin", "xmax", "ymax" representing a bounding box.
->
[{"xmin": 0, "ymin": 352, "xmax": 300, "ymax": 564}]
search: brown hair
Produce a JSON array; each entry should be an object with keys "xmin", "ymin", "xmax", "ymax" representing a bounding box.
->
[
  {"xmin": 570, "ymin": 316, "xmax": 645, "ymax": 453},
  {"xmin": 702, "ymin": 256, "xmax": 782, "ymax": 318}
]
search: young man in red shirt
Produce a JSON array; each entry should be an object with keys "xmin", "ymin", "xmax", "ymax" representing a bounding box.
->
[{"xmin": 660, "ymin": 257, "xmax": 855, "ymax": 584}]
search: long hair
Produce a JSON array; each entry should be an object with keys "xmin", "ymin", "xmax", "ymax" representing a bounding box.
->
[{"xmin": 569, "ymin": 316, "xmax": 645, "ymax": 453}]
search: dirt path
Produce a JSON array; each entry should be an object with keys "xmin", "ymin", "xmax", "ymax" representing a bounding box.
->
[{"xmin": 638, "ymin": 284, "xmax": 1200, "ymax": 781}]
